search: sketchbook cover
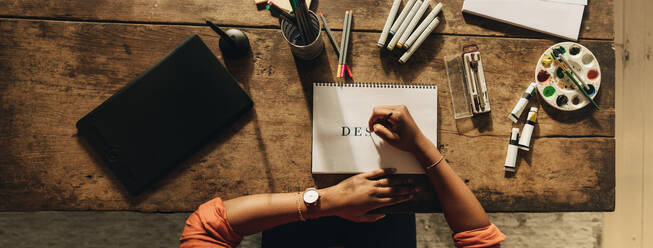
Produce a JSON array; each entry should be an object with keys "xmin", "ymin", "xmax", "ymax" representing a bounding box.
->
[
  {"xmin": 462, "ymin": 0, "xmax": 585, "ymax": 41},
  {"xmin": 312, "ymin": 83, "xmax": 437, "ymax": 174}
]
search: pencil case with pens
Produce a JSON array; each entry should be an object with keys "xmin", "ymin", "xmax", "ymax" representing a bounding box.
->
[{"xmin": 444, "ymin": 44, "xmax": 491, "ymax": 119}]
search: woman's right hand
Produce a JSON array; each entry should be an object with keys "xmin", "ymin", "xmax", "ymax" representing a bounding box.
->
[
  {"xmin": 368, "ymin": 105, "xmax": 433, "ymax": 155},
  {"xmin": 319, "ymin": 168, "xmax": 417, "ymax": 222},
  {"xmin": 368, "ymin": 105, "xmax": 441, "ymax": 166}
]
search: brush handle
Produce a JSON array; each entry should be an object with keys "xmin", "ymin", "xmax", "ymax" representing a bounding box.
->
[
  {"xmin": 565, "ymin": 69, "xmax": 600, "ymax": 110},
  {"xmin": 551, "ymin": 51, "xmax": 599, "ymax": 110}
]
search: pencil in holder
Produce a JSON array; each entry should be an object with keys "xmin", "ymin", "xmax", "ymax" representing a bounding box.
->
[{"xmin": 280, "ymin": 10, "xmax": 324, "ymax": 60}]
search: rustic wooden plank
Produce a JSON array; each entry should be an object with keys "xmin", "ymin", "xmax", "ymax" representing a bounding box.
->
[
  {"xmin": 0, "ymin": 0, "xmax": 614, "ymax": 40},
  {"xmin": 603, "ymin": 0, "xmax": 653, "ymax": 246},
  {"xmin": 0, "ymin": 19, "xmax": 614, "ymax": 211}
]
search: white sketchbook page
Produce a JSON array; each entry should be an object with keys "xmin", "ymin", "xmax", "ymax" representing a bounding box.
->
[
  {"xmin": 538, "ymin": 0, "xmax": 587, "ymax": 5},
  {"xmin": 462, "ymin": 0, "xmax": 585, "ymax": 41},
  {"xmin": 312, "ymin": 84, "xmax": 437, "ymax": 174}
]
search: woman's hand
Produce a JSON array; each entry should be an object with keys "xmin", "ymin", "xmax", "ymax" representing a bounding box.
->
[
  {"xmin": 368, "ymin": 105, "xmax": 441, "ymax": 166},
  {"xmin": 319, "ymin": 168, "xmax": 417, "ymax": 222},
  {"xmin": 368, "ymin": 105, "xmax": 433, "ymax": 154}
]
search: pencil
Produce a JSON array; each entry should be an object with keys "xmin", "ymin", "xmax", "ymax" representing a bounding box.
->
[
  {"xmin": 289, "ymin": 0, "xmax": 307, "ymax": 44},
  {"xmin": 297, "ymin": 0, "xmax": 314, "ymax": 43},
  {"xmin": 375, "ymin": 112, "xmax": 394, "ymax": 128},
  {"xmin": 319, "ymin": 13, "xmax": 340, "ymax": 56}
]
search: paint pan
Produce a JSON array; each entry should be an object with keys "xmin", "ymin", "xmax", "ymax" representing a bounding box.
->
[{"xmin": 533, "ymin": 42, "xmax": 602, "ymax": 111}]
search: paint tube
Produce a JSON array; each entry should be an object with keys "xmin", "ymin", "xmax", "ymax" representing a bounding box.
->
[
  {"xmin": 508, "ymin": 82, "xmax": 537, "ymax": 123},
  {"xmin": 518, "ymin": 107, "xmax": 538, "ymax": 151},
  {"xmin": 505, "ymin": 128, "xmax": 520, "ymax": 172}
]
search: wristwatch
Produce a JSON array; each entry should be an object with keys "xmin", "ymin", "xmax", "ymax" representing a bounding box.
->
[{"xmin": 302, "ymin": 188, "xmax": 320, "ymax": 207}]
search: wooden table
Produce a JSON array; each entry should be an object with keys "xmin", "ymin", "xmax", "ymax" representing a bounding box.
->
[{"xmin": 0, "ymin": 0, "xmax": 614, "ymax": 212}]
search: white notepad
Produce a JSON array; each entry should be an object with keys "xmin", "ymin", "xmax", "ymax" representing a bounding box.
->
[
  {"xmin": 312, "ymin": 83, "xmax": 437, "ymax": 174},
  {"xmin": 462, "ymin": 0, "xmax": 586, "ymax": 41}
]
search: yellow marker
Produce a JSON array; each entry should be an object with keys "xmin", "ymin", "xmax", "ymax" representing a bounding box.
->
[{"xmin": 396, "ymin": 43, "xmax": 404, "ymax": 49}]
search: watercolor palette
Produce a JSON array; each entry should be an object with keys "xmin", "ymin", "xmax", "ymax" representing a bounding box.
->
[{"xmin": 534, "ymin": 42, "xmax": 601, "ymax": 111}]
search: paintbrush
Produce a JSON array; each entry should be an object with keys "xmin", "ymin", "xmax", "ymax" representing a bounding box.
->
[
  {"xmin": 552, "ymin": 49, "xmax": 600, "ymax": 110},
  {"xmin": 555, "ymin": 48, "xmax": 590, "ymax": 91}
]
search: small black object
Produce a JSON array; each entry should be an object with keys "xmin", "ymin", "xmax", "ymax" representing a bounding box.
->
[
  {"xmin": 206, "ymin": 20, "xmax": 250, "ymax": 57},
  {"xmin": 76, "ymin": 35, "xmax": 253, "ymax": 195}
]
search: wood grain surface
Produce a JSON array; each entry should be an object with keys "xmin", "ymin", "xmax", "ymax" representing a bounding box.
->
[
  {"xmin": 0, "ymin": 0, "xmax": 614, "ymax": 40},
  {"xmin": 0, "ymin": 19, "xmax": 614, "ymax": 212}
]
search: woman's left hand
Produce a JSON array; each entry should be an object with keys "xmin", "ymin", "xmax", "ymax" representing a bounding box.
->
[{"xmin": 318, "ymin": 168, "xmax": 418, "ymax": 222}]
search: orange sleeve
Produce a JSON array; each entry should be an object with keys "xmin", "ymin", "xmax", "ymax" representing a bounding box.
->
[
  {"xmin": 452, "ymin": 223, "xmax": 506, "ymax": 248},
  {"xmin": 179, "ymin": 198, "xmax": 243, "ymax": 248}
]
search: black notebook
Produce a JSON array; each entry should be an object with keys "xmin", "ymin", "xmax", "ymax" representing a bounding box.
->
[{"xmin": 76, "ymin": 34, "xmax": 253, "ymax": 195}]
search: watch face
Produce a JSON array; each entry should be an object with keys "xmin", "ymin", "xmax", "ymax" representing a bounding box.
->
[{"xmin": 303, "ymin": 189, "xmax": 319, "ymax": 204}]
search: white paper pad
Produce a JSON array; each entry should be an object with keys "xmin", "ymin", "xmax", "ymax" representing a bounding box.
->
[
  {"xmin": 462, "ymin": 0, "xmax": 586, "ymax": 40},
  {"xmin": 312, "ymin": 84, "xmax": 437, "ymax": 174}
]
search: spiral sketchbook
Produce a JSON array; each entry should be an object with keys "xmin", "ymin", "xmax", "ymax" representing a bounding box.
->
[{"xmin": 312, "ymin": 83, "xmax": 437, "ymax": 174}]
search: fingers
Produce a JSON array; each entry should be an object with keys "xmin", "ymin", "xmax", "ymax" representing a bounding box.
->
[
  {"xmin": 374, "ymin": 177, "xmax": 414, "ymax": 187},
  {"xmin": 376, "ymin": 195, "xmax": 414, "ymax": 208},
  {"xmin": 360, "ymin": 168, "xmax": 396, "ymax": 179},
  {"xmin": 357, "ymin": 213, "xmax": 387, "ymax": 222},
  {"xmin": 374, "ymin": 186, "xmax": 418, "ymax": 197},
  {"xmin": 372, "ymin": 124, "xmax": 399, "ymax": 143},
  {"xmin": 369, "ymin": 106, "xmax": 399, "ymax": 131}
]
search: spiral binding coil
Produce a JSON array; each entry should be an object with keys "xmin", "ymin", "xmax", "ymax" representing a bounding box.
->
[{"xmin": 314, "ymin": 82, "xmax": 436, "ymax": 89}]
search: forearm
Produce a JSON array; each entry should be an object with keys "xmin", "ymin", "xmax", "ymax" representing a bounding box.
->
[
  {"xmin": 223, "ymin": 190, "xmax": 335, "ymax": 235},
  {"xmin": 413, "ymin": 137, "xmax": 491, "ymax": 233}
]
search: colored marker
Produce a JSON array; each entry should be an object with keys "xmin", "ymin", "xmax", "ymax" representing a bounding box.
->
[
  {"xmin": 387, "ymin": 0, "xmax": 421, "ymax": 51},
  {"xmin": 397, "ymin": 0, "xmax": 430, "ymax": 49},
  {"xmin": 508, "ymin": 82, "xmax": 537, "ymax": 123},
  {"xmin": 338, "ymin": 11, "xmax": 350, "ymax": 77},
  {"xmin": 342, "ymin": 10, "xmax": 353, "ymax": 78},
  {"xmin": 378, "ymin": 0, "xmax": 402, "ymax": 48},
  {"xmin": 390, "ymin": 0, "xmax": 416, "ymax": 36},
  {"xmin": 518, "ymin": 107, "xmax": 538, "ymax": 151},
  {"xmin": 399, "ymin": 17, "xmax": 439, "ymax": 64},
  {"xmin": 267, "ymin": 1, "xmax": 296, "ymax": 22},
  {"xmin": 505, "ymin": 128, "xmax": 520, "ymax": 172},
  {"xmin": 404, "ymin": 2, "xmax": 442, "ymax": 49}
]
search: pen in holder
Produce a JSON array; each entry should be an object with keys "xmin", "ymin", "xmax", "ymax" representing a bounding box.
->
[{"xmin": 280, "ymin": 10, "xmax": 324, "ymax": 60}]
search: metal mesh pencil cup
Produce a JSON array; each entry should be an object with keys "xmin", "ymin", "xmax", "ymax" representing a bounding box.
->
[{"xmin": 280, "ymin": 10, "xmax": 324, "ymax": 60}]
